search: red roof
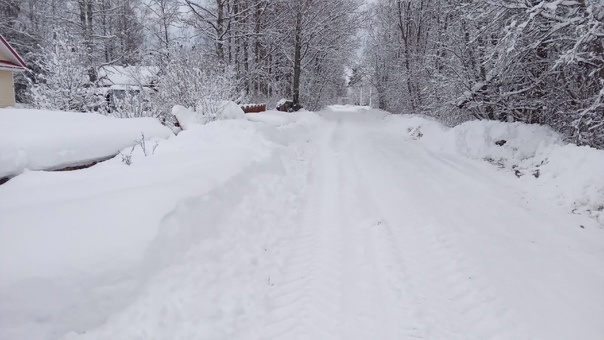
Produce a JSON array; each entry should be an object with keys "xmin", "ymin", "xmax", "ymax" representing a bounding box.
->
[{"xmin": 0, "ymin": 34, "xmax": 27, "ymax": 70}]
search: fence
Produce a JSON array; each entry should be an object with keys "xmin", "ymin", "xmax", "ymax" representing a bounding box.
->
[{"xmin": 241, "ymin": 103, "xmax": 267, "ymax": 113}]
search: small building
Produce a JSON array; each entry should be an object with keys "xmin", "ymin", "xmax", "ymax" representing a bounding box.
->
[
  {"xmin": 97, "ymin": 65, "xmax": 158, "ymax": 112},
  {"xmin": 0, "ymin": 35, "xmax": 27, "ymax": 108}
]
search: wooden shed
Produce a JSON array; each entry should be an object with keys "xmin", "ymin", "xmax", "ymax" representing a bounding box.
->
[{"xmin": 0, "ymin": 35, "xmax": 27, "ymax": 108}]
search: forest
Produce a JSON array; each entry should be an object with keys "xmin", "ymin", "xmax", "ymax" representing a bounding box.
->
[{"xmin": 1, "ymin": 0, "xmax": 603, "ymax": 148}]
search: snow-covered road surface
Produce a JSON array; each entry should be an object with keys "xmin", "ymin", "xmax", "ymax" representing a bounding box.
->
[{"xmin": 1, "ymin": 106, "xmax": 603, "ymax": 340}]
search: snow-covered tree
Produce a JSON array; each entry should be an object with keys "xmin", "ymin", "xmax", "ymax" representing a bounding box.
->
[
  {"xmin": 28, "ymin": 34, "xmax": 98, "ymax": 112},
  {"xmin": 364, "ymin": 0, "xmax": 604, "ymax": 148},
  {"xmin": 148, "ymin": 44, "xmax": 239, "ymax": 123}
]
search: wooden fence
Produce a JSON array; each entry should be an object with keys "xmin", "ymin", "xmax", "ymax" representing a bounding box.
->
[{"xmin": 241, "ymin": 103, "xmax": 267, "ymax": 113}]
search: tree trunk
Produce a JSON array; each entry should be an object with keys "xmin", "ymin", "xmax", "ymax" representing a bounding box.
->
[
  {"xmin": 79, "ymin": 0, "xmax": 96, "ymax": 83},
  {"xmin": 292, "ymin": 7, "xmax": 302, "ymax": 107},
  {"xmin": 215, "ymin": 0, "xmax": 225, "ymax": 61}
]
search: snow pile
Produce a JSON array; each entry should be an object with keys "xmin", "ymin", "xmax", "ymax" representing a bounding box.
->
[
  {"xmin": 0, "ymin": 108, "xmax": 173, "ymax": 178},
  {"xmin": 391, "ymin": 114, "xmax": 604, "ymax": 224},
  {"xmin": 0, "ymin": 112, "xmax": 320, "ymax": 340},
  {"xmin": 451, "ymin": 121, "xmax": 563, "ymax": 167},
  {"xmin": 536, "ymin": 144, "xmax": 604, "ymax": 224},
  {"xmin": 215, "ymin": 100, "xmax": 246, "ymax": 120},
  {"xmin": 172, "ymin": 101, "xmax": 246, "ymax": 130},
  {"xmin": 451, "ymin": 121, "xmax": 604, "ymax": 224},
  {"xmin": 171, "ymin": 105, "xmax": 197, "ymax": 130}
]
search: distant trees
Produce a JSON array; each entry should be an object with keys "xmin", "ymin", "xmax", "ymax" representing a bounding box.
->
[
  {"xmin": 4, "ymin": 0, "xmax": 361, "ymax": 116},
  {"xmin": 181, "ymin": 0, "xmax": 362, "ymax": 109},
  {"xmin": 274, "ymin": 0, "xmax": 362, "ymax": 109},
  {"xmin": 365, "ymin": 0, "xmax": 604, "ymax": 148},
  {"xmin": 5, "ymin": 0, "xmax": 600, "ymax": 148}
]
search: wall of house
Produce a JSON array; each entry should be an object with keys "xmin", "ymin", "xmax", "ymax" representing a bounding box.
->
[
  {"xmin": 0, "ymin": 49, "xmax": 7, "ymax": 61},
  {"xmin": 0, "ymin": 70, "xmax": 16, "ymax": 108}
]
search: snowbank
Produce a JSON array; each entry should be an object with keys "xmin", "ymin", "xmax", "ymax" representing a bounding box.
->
[
  {"xmin": 451, "ymin": 121, "xmax": 604, "ymax": 224},
  {"xmin": 216, "ymin": 100, "xmax": 246, "ymax": 120},
  {"xmin": 172, "ymin": 101, "xmax": 246, "ymax": 130},
  {"xmin": 0, "ymin": 108, "xmax": 173, "ymax": 178},
  {"xmin": 171, "ymin": 105, "xmax": 197, "ymax": 130},
  {"xmin": 0, "ymin": 113, "xmax": 320, "ymax": 340},
  {"xmin": 390, "ymin": 115, "xmax": 604, "ymax": 224},
  {"xmin": 451, "ymin": 121, "xmax": 563, "ymax": 167}
]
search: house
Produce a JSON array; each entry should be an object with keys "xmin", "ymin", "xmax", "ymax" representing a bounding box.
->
[
  {"xmin": 0, "ymin": 35, "xmax": 27, "ymax": 108},
  {"xmin": 97, "ymin": 65, "xmax": 158, "ymax": 89},
  {"xmin": 96, "ymin": 65, "xmax": 158, "ymax": 112}
]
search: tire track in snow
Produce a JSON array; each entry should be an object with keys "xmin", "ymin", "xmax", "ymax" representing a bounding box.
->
[
  {"xmin": 347, "ymin": 134, "xmax": 431, "ymax": 339},
  {"xmin": 60, "ymin": 119, "xmax": 318, "ymax": 340},
  {"xmin": 340, "ymin": 139, "xmax": 423, "ymax": 340},
  {"xmin": 260, "ymin": 122, "xmax": 426, "ymax": 340},
  {"xmin": 352, "ymin": 133, "xmax": 532, "ymax": 339},
  {"xmin": 260, "ymin": 123, "xmax": 345, "ymax": 340}
]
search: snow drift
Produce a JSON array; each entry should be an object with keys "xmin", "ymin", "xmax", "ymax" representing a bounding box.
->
[
  {"xmin": 387, "ymin": 115, "xmax": 604, "ymax": 224},
  {"xmin": 0, "ymin": 108, "xmax": 173, "ymax": 178},
  {"xmin": 172, "ymin": 101, "xmax": 246, "ymax": 130},
  {"xmin": 0, "ymin": 112, "xmax": 318, "ymax": 340}
]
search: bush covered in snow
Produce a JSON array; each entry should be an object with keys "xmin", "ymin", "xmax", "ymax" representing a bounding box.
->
[
  {"xmin": 147, "ymin": 46, "xmax": 241, "ymax": 124},
  {"xmin": 26, "ymin": 34, "xmax": 99, "ymax": 113}
]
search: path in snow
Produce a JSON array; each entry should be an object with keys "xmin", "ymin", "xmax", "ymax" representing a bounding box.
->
[{"xmin": 37, "ymin": 107, "xmax": 604, "ymax": 339}]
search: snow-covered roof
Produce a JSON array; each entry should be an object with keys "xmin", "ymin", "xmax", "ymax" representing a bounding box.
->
[
  {"xmin": 0, "ymin": 35, "xmax": 27, "ymax": 72},
  {"xmin": 97, "ymin": 66, "xmax": 159, "ymax": 87}
]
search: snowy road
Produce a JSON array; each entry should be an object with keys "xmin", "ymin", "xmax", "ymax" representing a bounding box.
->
[{"xmin": 2, "ymin": 106, "xmax": 603, "ymax": 340}]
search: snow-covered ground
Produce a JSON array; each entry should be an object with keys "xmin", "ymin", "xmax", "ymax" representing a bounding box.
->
[
  {"xmin": 0, "ymin": 106, "xmax": 602, "ymax": 340},
  {"xmin": 381, "ymin": 114, "xmax": 604, "ymax": 225},
  {"xmin": 0, "ymin": 108, "xmax": 173, "ymax": 178}
]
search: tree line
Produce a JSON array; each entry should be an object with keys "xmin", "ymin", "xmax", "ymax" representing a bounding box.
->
[
  {"xmin": 1, "ymin": 0, "xmax": 603, "ymax": 148},
  {"xmin": 364, "ymin": 0, "xmax": 603, "ymax": 148},
  {"xmin": 0, "ymin": 0, "xmax": 362, "ymax": 119}
]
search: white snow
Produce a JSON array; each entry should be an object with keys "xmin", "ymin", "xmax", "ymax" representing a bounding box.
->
[
  {"xmin": 385, "ymin": 115, "xmax": 604, "ymax": 224},
  {"xmin": 171, "ymin": 105, "xmax": 197, "ymax": 129},
  {"xmin": 0, "ymin": 108, "xmax": 173, "ymax": 178},
  {"xmin": 172, "ymin": 101, "xmax": 246, "ymax": 129},
  {"xmin": 450, "ymin": 120, "xmax": 604, "ymax": 224},
  {"xmin": 276, "ymin": 98, "xmax": 289, "ymax": 107},
  {"xmin": 97, "ymin": 66, "xmax": 159, "ymax": 87},
  {"xmin": 0, "ymin": 113, "xmax": 286, "ymax": 339},
  {"xmin": 0, "ymin": 106, "xmax": 603, "ymax": 340}
]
